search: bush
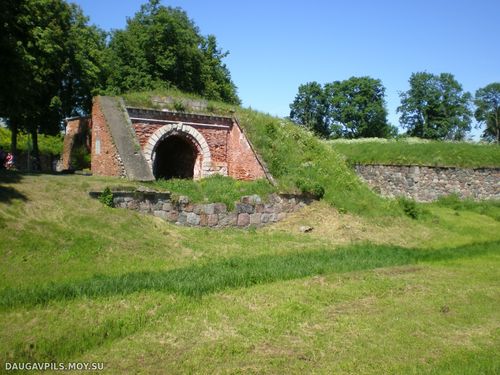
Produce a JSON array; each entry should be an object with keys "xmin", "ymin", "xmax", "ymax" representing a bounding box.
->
[
  {"xmin": 398, "ymin": 197, "xmax": 421, "ymax": 219},
  {"xmin": 295, "ymin": 178, "xmax": 325, "ymax": 199},
  {"xmin": 99, "ymin": 187, "xmax": 114, "ymax": 208}
]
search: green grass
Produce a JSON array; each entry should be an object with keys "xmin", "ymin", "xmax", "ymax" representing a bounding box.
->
[
  {"xmin": 152, "ymin": 174, "xmax": 276, "ymax": 209},
  {"xmin": 0, "ymin": 127, "xmax": 63, "ymax": 156},
  {"xmin": 434, "ymin": 194, "xmax": 500, "ymax": 221},
  {"xmin": 1, "ymin": 241, "xmax": 498, "ymax": 309},
  {"xmin": 330, "ymin": 137, "xmax": 500, "ymax": 168},
  {"xmin": 122, "ymin": 89, "xmax": 398, "ymax": 216},
  {"xmin": 1, "ymin": 172, "xmax": 499, "ymax": 373}
]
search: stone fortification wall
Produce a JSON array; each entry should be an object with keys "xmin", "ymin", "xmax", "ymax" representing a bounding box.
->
[
  {"xmin": 90, "ymin": 189, "xmax": 313, "ymax": 228},
  {"xmin": 355, "ymin": 164, "xmax": 499, "ymax": 202}
]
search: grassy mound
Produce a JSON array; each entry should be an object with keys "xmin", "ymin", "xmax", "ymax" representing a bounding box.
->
[
  {"xmin": 124, "ymin": 90, "xmax": 396, "ymax": 216},
  {"xmin": 330, "ymin": 138, "xmax": 500, "ymax": 168}
]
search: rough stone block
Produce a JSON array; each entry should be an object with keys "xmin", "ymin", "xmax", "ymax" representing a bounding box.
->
[
  {"xmin": 207, "ymin": 214, "xmax": 219, "ymax": 227},
  {"xmin": 166, "ymin": 211, "xmax": 178, "ymax": 222},
  {"xmin": 177, "ymin": 212, "xmax": 187, "ymax": 224},
  {"xmin": 236, "ymin": 203, "xmax": 254, "ymax": 214},
  {"xmin": 213, "ymin": 203, "xmax": 227, "ymax": 214},
  {"xmin": 218, "ymin": 213, "xmax": 237, "ymax": 227},
  {"xmin": 261, "ymin": 213, "xmax": 270, "ymax": 223},
  {"xmin": 186, "ymin": 212, "xmax": 200, "ymax": 226},
  {"xmin": 183, "ymin": 204, "xmax": 194, "ymax": 213},
  {"xmin": 162, "ymin": 202, "xmax": 172, "ymax": 211},
  {"xmin": 237, "ymin": 213, "xmax": 250, "ymax": 227},
  {"xmin": 202, "ymin": 203, "xmax": 215, "ymax": 215},
  {"xmin": 250, "ymin": 213, "xmax": 262, "ymax": 225},
  {"xmin": 199, "ymin": 213, "xmax": 208, "ymax": 226}
]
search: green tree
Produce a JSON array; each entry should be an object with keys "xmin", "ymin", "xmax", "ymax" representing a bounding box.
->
[
  {"xmin": 474, "ymin": 83, "xmax": 500, "ymax": 143},
  {"xmin": 289, "ymin": 82, "xmax": 330, "ymax": 138},
  {"xmin": 324, "ymin": 77, "xmax": 394, "ymax": 138},
  {"xmin": 398, "ymin": 72, "xmax": 472, "ymax": 140},
  {"xmin": 106, "ymin": 0, "xmax": 239, "ymax": 104},
  {"xmin": 0, "ymin": 0, "xmax": 106, "ymax": 166}
]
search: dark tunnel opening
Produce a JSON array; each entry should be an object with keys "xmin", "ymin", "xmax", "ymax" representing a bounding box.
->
[{"xmin": 153, "ymin": 135, "xmax": 197, "ymax": 179}]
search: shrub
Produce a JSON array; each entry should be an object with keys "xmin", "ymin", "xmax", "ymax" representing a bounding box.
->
[
  {"xmin": 295, "ymin": 178, "xmax": 325, "ymax": 199},
  {"xmin": 99, "ymin": 187, "xmax": 114, "ymax": 208},
  {"xmin": 398, "ymin": 197, "xmax": 421, "ymax": 219}
]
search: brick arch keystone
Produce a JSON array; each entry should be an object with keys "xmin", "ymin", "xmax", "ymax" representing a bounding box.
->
[{"xmin": 143, "ymin": 123, "xmax": 212, "ymax": 176}]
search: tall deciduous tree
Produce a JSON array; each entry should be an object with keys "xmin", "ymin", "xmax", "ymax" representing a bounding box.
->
[
  {"xmin": 0, "ymin": 0, "xmax": 107, "ymax": 166},
  {"xmin": 398, "ymin": 72, "xmax": 472, "ymax": 140},
  {"xmin": 324, "ymin": 77, "xmax": 394, "ymax": 138},
  {"xmin": 289, "ymin": 77, "xmax": 394, "ymax": 139},
  {"xmin": 106, "ymin": 0, "xmax": 239, "ymax": 104},
  {"xmin": 289, "ymin": 82, "xmax": 330, "ymax": 138},
  {"xmin": 474, "ymin": 83, "xmax": 500, "ymax": 143}
]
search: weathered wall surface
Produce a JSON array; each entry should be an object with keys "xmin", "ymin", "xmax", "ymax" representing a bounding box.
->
[
  {"xmin": 355, "ymin": 164, "xmax": 500, "ymax": 201},
  {"xmin": 61, "ymin": 117, "xmax": 90, "ymax": 170},
  {"xmin": 227, "ymin": 121, "xmax": 267, "ymax": 180},
  {"xmin": 90, "ymin": 190, "xmax": 312, "ymax": 228},
  {"xmin": 130, "ymin": 108, "xmax": 268, "ymax": 181},
  {"xmin": 90, "ymin": 98, "xmax": 125, "ymax": 177}
]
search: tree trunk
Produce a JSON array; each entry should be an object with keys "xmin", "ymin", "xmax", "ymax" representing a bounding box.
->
[
  {"xmin": 496, "ymin": 109, "xmax": 499, "ymax": 144},
  {"xmin": 10, "ymin": 122, "xmax": 17, "ymax": 156},
  {"xmin": 30, "ymin": 129, "xmax": 40, "ymax": 171}
]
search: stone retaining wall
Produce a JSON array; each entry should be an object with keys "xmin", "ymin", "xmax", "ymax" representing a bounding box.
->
[
  {"xmin": 355, "ymin": 164, "xmax": 500, "ymax": 202},
  {"xmin": 90, "ymin": 189, "xmax": 313, "ymax": 228}
]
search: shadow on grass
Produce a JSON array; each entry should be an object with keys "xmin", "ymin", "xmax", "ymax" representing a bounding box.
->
[
  {"xmin": 1, "ymin": 240, "xmax": 498, "ymax": 310},
  {"xmin": 0, "ymin": 171, "xmax": 27, "ymax": 203}
]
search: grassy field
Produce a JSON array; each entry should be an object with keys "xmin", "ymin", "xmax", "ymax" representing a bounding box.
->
[
  {"xmin": 1, "ymin": 171, "xmax": 499, "ymax": 374},
  {"xmin": 330, "ymin": 138, "xmax": 500, "ymax": 168}
]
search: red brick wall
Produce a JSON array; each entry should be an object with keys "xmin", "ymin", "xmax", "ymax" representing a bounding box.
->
[
  {"xmin": 227, "ymin": 121, "xmax": 266, "ymax": 180},
  {"xmin": 134, "ymin": 123, "xmax": 162, "ymax": 148},
  {"xmin": 91, "ymin": 98, "xmax": 124, "ymax": 177},
  {"xmin": 132, "ymin": 119, "xmax": 266, "ymax": 180},
  {"xmin": 197, "ymin": 128, "xmax": 227, "ymax": 163}
]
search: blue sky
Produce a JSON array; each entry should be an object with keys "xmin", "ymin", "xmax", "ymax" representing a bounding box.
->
[{"xmin": 73, "ymin": 0, "xmax": 500, "ymax": 137}]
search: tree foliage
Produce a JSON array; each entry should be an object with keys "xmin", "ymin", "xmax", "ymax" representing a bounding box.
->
[
  {"xmin": 289, "ymin": 77, "xmax": 394, "ymax": 139},
  {"xmin": 106, "ymin": 0, "xmax": 239, "ymax": 104},
  {"xmin": 474, "ymin": 83, "xmax": 500, "ymax": 143},
  {"xmin": 289, "ymin": 82, "xmax": 330, "ymax": 138},
  {"xmin": 397, "ymin": 72, "xmax": 472, "ymax": 140},
  {"xmin": 0, "ymin": 0, "xmax": 107, "ymax": 163},
  {"xmin": 325, "ymin": 77, "xmax": 395, "ymax": 138}
]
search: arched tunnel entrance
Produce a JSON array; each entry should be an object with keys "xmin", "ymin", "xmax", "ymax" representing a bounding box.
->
[{"xmin": 153, "ymin": 135, "xmax": 199, "ymax": 179}]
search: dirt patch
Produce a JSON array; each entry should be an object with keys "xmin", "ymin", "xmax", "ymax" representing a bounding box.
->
[{"xmin": 265, "ymin": 201, "xmax": 435, "ymax": 248}]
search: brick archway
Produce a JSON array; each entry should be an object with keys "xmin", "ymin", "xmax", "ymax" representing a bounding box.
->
[{"xmin": 143, "ymin": 124, "xmax": 212, "ymax": 179}]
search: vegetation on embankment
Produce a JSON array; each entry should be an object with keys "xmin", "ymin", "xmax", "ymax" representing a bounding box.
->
[
  {"xmin": 0, "ymin": 172, "xmax": 499, "ymax": 373},
  {"xmin": 153, "ymin": 175, "xmax": 276, "ymax": 209},
  {"xmin": 124, "ymin": 89, "xmax": 397, "ymax": 216},
  {"xmin": 330, "ymin": 137, "xmax": 500, "ymax": 168}
]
